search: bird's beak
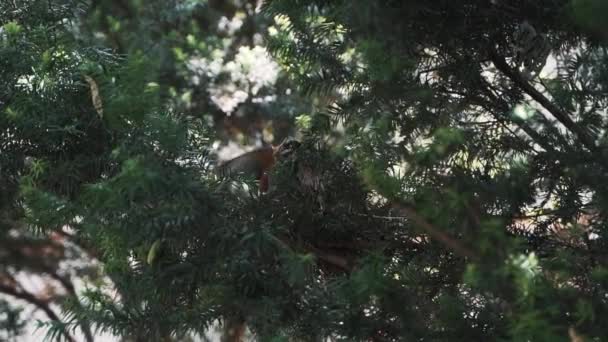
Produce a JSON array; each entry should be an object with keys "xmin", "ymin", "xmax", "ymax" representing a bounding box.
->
[
  {"xmin": 274, "ymin": 139, "xmax": 300, "ymax": 158},
  {"xmin": 278, "ymin": 148, "xmax": 292, "ymax": 157}
]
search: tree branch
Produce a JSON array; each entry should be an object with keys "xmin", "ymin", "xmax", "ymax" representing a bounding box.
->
[
  {"xmin": 272, "ymin": 235, "xmax": 352, "ymax": 271},
  {"xmin": 391, "ymin": 202, "xmax": 479, "ymax": 260},
  {"xmin": 307, "ymin": 245, "xmax": 351, "ymax": 271},
  {"xmin": 489, "ymin": 51, "xmax": 597, "ymax": 152},
  {"xmin": 0, "ymin": 283, "xmax": 76, "ymax": 342},
  {"xmin": 46, "ymin": 272, "xmax": 94, "ymax": 342},
  {"xmin": 473, "ymin": 73, "xmax": 559, "ymax": 154}
]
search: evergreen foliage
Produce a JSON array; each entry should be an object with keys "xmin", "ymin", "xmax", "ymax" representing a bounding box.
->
[
  {"xmin": 2, "ymin": 0, "xmax": 608, "ymax": 341},
  {"xmin": 261, "ymin": 0, "xmax": 608, "ymax": 340}
]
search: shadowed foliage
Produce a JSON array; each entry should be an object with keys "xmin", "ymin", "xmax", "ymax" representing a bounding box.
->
[{"xmin": 2, "ymin": 0, "xmax": 608, "ymax": 341}]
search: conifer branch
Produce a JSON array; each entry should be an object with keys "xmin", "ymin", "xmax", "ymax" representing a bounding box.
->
[
  {"xmin": 391, "ymin": 203, "xmax": 479, "ymax": 260},
  {"xmin": 489, "ymin": 50, "xmax": 597, "ymax": 153},
  {"xmin": 0, "ymin": 283, "xmax": 76, "ymax": 342}
]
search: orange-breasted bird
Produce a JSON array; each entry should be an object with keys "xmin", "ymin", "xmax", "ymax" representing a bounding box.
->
[{"xmin": 216, "ymin": 139, "xmax": 300, "ymax": 192}]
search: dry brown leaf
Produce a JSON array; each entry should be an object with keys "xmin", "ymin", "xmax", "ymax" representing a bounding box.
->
[
  {"xmin": 84, "ymin": 75, "xmax": 103, "ymax": 118},
  {"xmin": 569, "ymin": 327, "xmax": 584, "ymax": 342}
]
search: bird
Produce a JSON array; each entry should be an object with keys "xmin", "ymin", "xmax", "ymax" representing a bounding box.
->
[{"xmin": 215, "ymin": 139, "xmax": 300, "ymax": 192}]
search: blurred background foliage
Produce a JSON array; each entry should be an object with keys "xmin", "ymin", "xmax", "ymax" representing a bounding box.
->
[
  {"xmin": 84, "ymin": 0, "xmax": 317, "ymax": 147},
  {"xmin": 2, "ymin": 0, "xmax": 608, "ymax": 341}
]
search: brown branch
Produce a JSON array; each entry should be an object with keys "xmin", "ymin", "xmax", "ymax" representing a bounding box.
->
[
  {"xmin": 313, "ymin": 239, "xmax": 384, "ymax": 251},
  {"xmin": 391, "ymin": 202, "xmax": 479, "ymax": 260},
  {"xmin": 54, "ymin": 229, "xmax": 102, "ymax": 260},
  {"xmin": 271, "ymin": 235, "xmax": 352, "ymax": 271},
  {"xmin": 0, "ymin": 283, "xmax": 76, "ymax": 342},
  {"xmin": 46, "ymin": 272, "xmax": 94, "ymax": 342},
  {"xmin": 222, "ymin": 317, "xmax": 246, "ymax": 342},
  {"xmin": 307, "ymin": 245, "xmax": 351, "ymax": 271},
  {"xmin": 489, "ymin": 51, "xmax": 597, "ymax": 152},
  {"xmin": 0, "ymin": 225, "xmax": 94, "ymax": 342},
  {"xmin": 473, "ymin": 75, "xmax": 559, "ymax": 154},
  {"xmin": 464, "ymin": 201, "xmax": 482, "ymax": 230}
]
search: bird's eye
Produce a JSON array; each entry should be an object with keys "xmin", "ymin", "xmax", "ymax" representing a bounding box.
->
[
  {"xmin": 285, "ymin": 140, "xmax": 300, "ymax": 150},
  {"xmin": 276, "ymin": 139, "xmax": 300, "ymax": 157}
]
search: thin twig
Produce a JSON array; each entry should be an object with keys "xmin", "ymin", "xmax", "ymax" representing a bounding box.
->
[
  {"xmin": 489, "ymin": 50, "xmax": 597, "ymax": 153},
  {"xmin": 271, "ymin": 235, "xmax": 351, "ymax": 271},
  {"xmin": 0, "ymin": 283, "xmax": 76, "ymax": 342},
  {"xmin": 391, "ymin": 202, "xmax": 479, "ymax": 260},
  {"xmin": 45, "ymin": 271, "xmax": 94, "ymax": 342}
]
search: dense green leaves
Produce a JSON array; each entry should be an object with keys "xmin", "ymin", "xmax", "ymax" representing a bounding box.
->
[
  {"xmin": 3, "ymin": 0, "xmax": 608, "ymax": 341},
  {"xmin": 261, "ymin": 0, "xmax": 608, "ymax": 340}
]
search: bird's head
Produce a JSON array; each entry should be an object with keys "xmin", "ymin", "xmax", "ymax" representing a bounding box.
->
[{"xmin": 273, "ymin": 138, "xmax": 301, "ymax": 159}]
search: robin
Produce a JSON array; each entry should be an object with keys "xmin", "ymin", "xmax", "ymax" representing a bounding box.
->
[{"xmin": 216, "ymin": 139, "xmax": 300, "ymax": 192}]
